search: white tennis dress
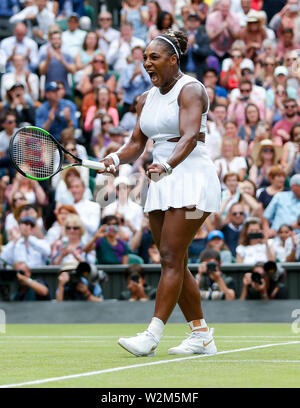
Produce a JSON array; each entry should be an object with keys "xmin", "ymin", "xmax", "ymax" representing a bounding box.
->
[{"xmin": 140, "ymin": 74, "xmax": 221, "ymax": 213}]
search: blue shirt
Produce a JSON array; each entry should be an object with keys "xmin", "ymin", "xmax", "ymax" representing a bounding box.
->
[
  {"xmin": 0, "ymin": 0, "xmax": 19, "ymax": 17},
  {"xmin": 121, "ymin": 62, "xmax": 151, "ymax": 105},
  {"xmin": 35, "ymin": 98, "xmax": 78, "ymax": 141},
  {"xmin": 264, "ymin": 191, "xmax": 300, "ymax": 231}
]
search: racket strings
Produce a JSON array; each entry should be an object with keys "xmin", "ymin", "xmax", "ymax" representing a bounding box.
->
[{"xmin": 12, "ymin": 129, "xmax": 59, "ymax": 179}]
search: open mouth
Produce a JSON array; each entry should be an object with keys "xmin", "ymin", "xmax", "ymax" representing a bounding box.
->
[{"xmin": 148, "ymin": 71, "xmax": 159, "ymax": 83}]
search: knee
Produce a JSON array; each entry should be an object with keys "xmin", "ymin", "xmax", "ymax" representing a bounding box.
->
[{"xmin": 160, "ymin": 247, "xmax": 183, "ymax": 272}]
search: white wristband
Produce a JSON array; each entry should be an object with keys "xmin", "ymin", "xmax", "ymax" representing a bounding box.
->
[{"xmin": 107, "ymin": 153, "xmax": 120, "ymax": 167}]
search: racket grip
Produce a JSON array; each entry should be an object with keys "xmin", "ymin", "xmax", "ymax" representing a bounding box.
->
[{"xmin": 81, "ymin": 159, "xmax": 106, "ymax": 171}]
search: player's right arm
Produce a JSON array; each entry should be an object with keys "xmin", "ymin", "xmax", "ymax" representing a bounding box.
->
[{"xmin": 99, "ymin": 92, "xmax": 149, "ymax": 169}]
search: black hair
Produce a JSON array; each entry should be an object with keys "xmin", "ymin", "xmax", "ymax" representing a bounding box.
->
[
  {"xmin": 125, "ymin": 264, "xmax": 145, "ymax": 280},
  {"xmin": 155, "ymin": 30, "xmax": 188, "ymax": 60},
  {"xmin": 203, "ymin": 68, "xmax": 218, "ymax": 77},
  {"xmin": 101, "ymin": 215, "xmax": 119, "ymax": 225},
  {"xmin": 200, "ymin": 249, "xmax": 220, "ymax": 263},
  {"xmin": 156, "ymin": 11, "xmax": 174, "ymax": 31}
]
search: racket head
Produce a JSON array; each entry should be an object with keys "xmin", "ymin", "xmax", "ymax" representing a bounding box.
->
[{"xmin": 9, "ymin": 126, "xmax": 64, "ymax": 181}]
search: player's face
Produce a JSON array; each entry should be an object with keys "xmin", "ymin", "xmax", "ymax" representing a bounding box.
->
[{"xmin": 143, "ymin": 42, "xmax": 177, "ymax": 88}]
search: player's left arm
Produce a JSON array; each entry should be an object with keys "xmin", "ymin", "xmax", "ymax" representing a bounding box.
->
[{"xmin": 166, "ymin": 82, "xmax": 204, "ymax": 169}]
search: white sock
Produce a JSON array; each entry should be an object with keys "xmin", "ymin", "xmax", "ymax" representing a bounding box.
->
[
  {"xmin": 147, "ymin": 317, "xmax": 165, "ymax": 341},
  {"xmin": 189, "ymin": 319, "xmax": 208, "ymax": 331}
]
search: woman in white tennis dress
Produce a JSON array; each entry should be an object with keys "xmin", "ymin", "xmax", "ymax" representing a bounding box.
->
[{"xmin": 99, "ymin": 30, "xmax": 221, "ymax": 357}]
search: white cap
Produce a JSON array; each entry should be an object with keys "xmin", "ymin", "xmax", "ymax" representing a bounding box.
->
[
  {"xmin": 240, "ymin": 59, "xmax": 255, "ymax": 72},
  {"xmin": 274, "ymin": 66, "xmax": 288, "ymax": 77},
  {"xmin": 113, "ymin": 176, "xmax": 132, "ymax": 187}
]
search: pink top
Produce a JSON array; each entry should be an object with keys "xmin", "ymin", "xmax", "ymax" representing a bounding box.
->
[
  {"xmin": 84, "ymin": 106, "xmax": 119, "ymax": 132},
  {"xmin": 228, "ymin": 101, "xmax": 265, "ymax": 128},
  {"xmin": 272, "ymin": 116, "xmax": 300, "ymax": 146},
  {"xmin": 205, "ymin": 11, "xmax": 240, "ymax": 57}
]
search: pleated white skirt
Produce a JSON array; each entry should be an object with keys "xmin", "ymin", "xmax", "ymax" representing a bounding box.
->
[{"xmin": 144, "ymin": 141, "xmax": 221, "ymax": 213}]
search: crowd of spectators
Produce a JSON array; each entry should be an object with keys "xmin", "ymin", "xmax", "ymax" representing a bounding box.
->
[{"xmin": 0, "ymin": 0, "xmax": 300, "ymax": 302}]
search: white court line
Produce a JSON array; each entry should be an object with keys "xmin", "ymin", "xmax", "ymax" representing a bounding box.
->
[
  {"xmin": 0, "ymin": 339, "xmax": 296, "ymax": 344},
  {"xmin": 0, "ymin": 340, "xmax": 299, "ymax": 388},
  {"xmin": 193, "ymin": 359, "xmax": 300, "ymax": 364},
  {"xmin": 0, "ymin": 335, "xmax": 299, "ymax": 339}
]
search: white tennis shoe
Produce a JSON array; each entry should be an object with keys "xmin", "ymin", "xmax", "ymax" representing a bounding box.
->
[
  {"xmin": 118, "ymin": 330, "xmax": 159, "ymax": 357},
  {"xmin": 168, "ymin": 328, "xmax": 217, "ymax": 355}
]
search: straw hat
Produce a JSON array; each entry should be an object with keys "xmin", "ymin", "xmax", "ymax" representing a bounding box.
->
[
  {"xmin": 251, "ymin": 139, "xmax": 282, "ymax": 167},
  {"xmin": 247, "ymin": 10, "xmax": 260, "ymax": 23}
]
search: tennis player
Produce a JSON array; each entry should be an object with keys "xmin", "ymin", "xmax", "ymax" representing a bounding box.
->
[{"xmin": 99, "ymin": 30, "xmax": 221, "ymax": 356}]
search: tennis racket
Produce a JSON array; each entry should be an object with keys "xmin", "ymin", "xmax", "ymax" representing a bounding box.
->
[{"xmin": 9, "ymin": 126, "xmax": 106, "ymax": 181}]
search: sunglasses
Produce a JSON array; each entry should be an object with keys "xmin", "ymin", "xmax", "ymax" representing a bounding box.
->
[
  {"xmin": 102, "ymin": 120, "xmax": 112, "ymax": 124},
  {"xmin": 232, "ymin": 55, "xmax": 242, "ymax": 59},
  {"xmin": 286, "ymin": 58, "xmax": 297, "ymax": 61},
  {"xmin": 262, "ymin": 148, "xmax": 274, "ymax": 153},
  {"xmin": 66, "ymin": 226, "xmax": 80, "ymax": 230},
  {"xmin": 21, "ymin": 221, "xmax": 35, "ymax": 227},
  {"xmin": 232, "ymin": 212, "xmax": 244, "ymax": 216},
  {"xmin": 13, "ymin": 196, "xmax": 25, "ymax": 202},
  {"xmin": 94, "ymin": 59, "xmax": 105, "ymax": 63},
  {"xmin": 241, "ymin": 89, "xmax": 251, "ymax": 93},
  {"xmin": 285, "ymin": 105, "xmax": 297, "ymax": 109},
  {"xmin": 100, "ymin": 17, "xmax": 112, "ymax": 21},
  {"xmin": 265, "ymin": 63, "xmax": 275, "ymax": 66}
]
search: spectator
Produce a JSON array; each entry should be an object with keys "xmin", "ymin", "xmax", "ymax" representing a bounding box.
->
[
  {"xmin": 246, "ymin": 120, "xmax": 273, "ymax": 157},
  {"xmin": 190, "ymin": 0, "xmax": 209, "ymax": 24},
  {"xmin": 195, "ymin": 248, "xmax": 236, "ymax": 300},
  {"xmin": 129, "ymin": 214, "xmax": 154, "ymax": 263},
  {"xmin": 147, "ymin": 1, "xmax": 162, "ymax": 29},
  {"xmin": 249, "ymin": 139, "xmax": 282, "ymax": 188},
  {"xmin": 257, "ymin": 166, "xmax": 287, "ymax": 210},
  {"xmin": 4, "ymin": 192, "xmax": 28, "ymax": 242},
  {"xmin": 76, "ymin": 53, "xmax": 116, "ymax": 96},
  {"xmin": 220, "ymin": 48, "xmax": 244, "ymax": 90},
  {"xmin": 0, "ymin": 111, "xmax": 17, "ymax": 156},
  {"xmin": 227, "ymin": 79, "xmax": 264, "ymax": 128},
  {"xmin": 0, "ymin": 22, "xmax": 38, "ymax": 72},
  {"xmin": 272, "ymin": 99, "xmax": 300, "ymax": 146},
  {"xmin": 54, "ymin": 165, "xmax": 92, "ymax": 206},
  {"xmin": 68, "ymin": 177, "xmax": 101, "ymax": 240},
  {"xmin": 276, "ymin": 27, "xmax": 297, "ymax": 62},
  {"xmin": 269, "ymin": 0, "xmax": 300, "ymax": 41},
  {"xmin": 215, "ymin": 137, "xmax": 247, "ymax": 184},
  {"xmin": 56, "ymin": 0, "xmax": 85, "ymax": 18},
  {"xmin": 238, "ymin": 10, "xmax": 267, "ymax": 60},
  {"xmin": 96, "ymin": 11, "xmax": 120, "ymax": 55},
  {"xmin": 102, "ymin": 176, "xmax": 144, "ymax": 232},
  {"xmin": 2, "ymin": 83, "xmax": 35, "ymax": 126},
  {"xmin": 83, "ymin": 215, "xmax": 129, "ymax": 265},
  {"xmin": 6, "ymin": 171, "xmax": 48, "ymax": 208},
  {"xmin": 221, "ymin": 202, "xmax": 245, "ymax": 257},
  {"xmin": 74, "ymin": 31, "xmax": 101, "ymax": 83},
  {"xmin": 263, "ymin": 174, "xmax": 300, "ymax": 237},
  {"xmin": 265, "ymin": 83, "xmax": 288, "ymax": 125},
  {"xmin": 268, "ymin": 224, "xmax": 294, "ymax": 262},
  {"xmin": 205, "ymin": 230, "xmax": 233, "ymax": 263},
  {"xmin": 206, "ymin": 104, "xmax": 227, "ymax": 160},
  {"xmin": 11, "ymin": 261, "xmax": 50, "ymax": 301},
  {"xmin": 283, "ymin": 50, "xmax": 300, "ymax": 93},
  {"xmin": 205, "ymin": 0, "xmax": 240, "ymax": 62},
  {"xmin": 56, "ymin": 260, "xmax": 103, "ymax": 302},
  {"xmin": 91, "ymin": 114, "xmax": 115, "ymax": 158},
  {"xmin": 39, "ymin": 30, "xmax": 75, "ymax": 98},
  {"xmin": 61, "ymin": 13, "xmax": 86, "ymax": 59},
  {"xmin": 46, "ymin": 204, "xmax": 78, "ymax": 246},
  {"xmin": 120, "ymin": 45, "xmax": 151, "ymax": 113},
  {"xmin": 81, "ymin": 73, "xmax": 117, "ymax": 122},
  {"xmin": 0, "ymin": 54, "xmax": 39, "ymax": 102},
  {"xmin": 84, "ymin": 85, "xmax": 119, "ymax": 136},
  {"xmin": 0, "ymin": 215, "xmax": 51, "ymax": 267},
  {"xmin": 9, "ymin": 0, "xmax": 55, "ymax": 46},
  {"xmin": 240, "ymin": 261, "xmax": 287, "ymax": 300},
  {"xmin": 237, "ymin": 103, "xmax": 261, "ymax": 144},
  {"xmin": 51, "ymin": 213, "xmax": 93, "ymax": 265},
  {"xmin": 286, "ymin": 219, "xmax": 300, "ymax": 261},
  {"xmin": 180, "ymin": 13, "xmax": 211, "ymax": 81},
  {"xmin": 235, "ymin": 0, "xmax": 255, "ymax": 27},
  {"xmin": 121, "ymin": 0, "xmax": 149, "ymax": 43},
  {"xmin": 35, "ymin": 81, "xmax": 78, "ymax": 141},
  {"xmin": 188, "ymin": 225, "xmax": 208, "ymax": 263},
  {"xmin": 120, "ymin": 96, "xmax": 139, "ymax": 136},
  {"xmin": 281, "ymin": 122, "xmax": 300, "ymax": 171},
  {"xmin": 148, "ymin": 10, "xmax": 178, "ymax": 40},
  {"xmin": 202, "ymin": 68, "xmax": 228, "ymax": 99},
  {"xmin": 255, "ymin": 55, "xmax": 276, "ymax": 91},
  {"xmin": 106, "ymin": 21, "xmax": 145, "ymax": 74},
  {"xmin": 236, "ymin": 217, "xmax": 275, "ymax": 263},
  {"xmin": 119, "ymin": 264, "xmax": 156, "ymax": 301}
]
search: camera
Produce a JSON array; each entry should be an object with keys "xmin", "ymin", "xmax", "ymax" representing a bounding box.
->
[
  {"xmin": 206, "ymin": 262, "xmax": 218, "ymax": 273},
  {"xmin": 248, "ymin": 232, "xmax": 264, "ymax": 240},
  {"xmin": 130, "ymin": 274, "xmax": 140, "ymax": 283},
  {"xmin": 63, "ymin": 262, "xmax": 108, "ymax": 288},
  {"xmin": 251, "ymin": 271, "xmax": 263, "ymax": 284},
  {"xmin": 105, "ymin": 225, "xmax": 119, "ymax": 234},
  {"xmin": 0, "ymin": 269, "xmax": 25, "ymax": 283},
  {"xmin": 240, "ymin": 95, "xmax": 249, "ymax": 101}
]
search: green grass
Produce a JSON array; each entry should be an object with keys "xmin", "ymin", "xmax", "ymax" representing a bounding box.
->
[{"xmin": 0, "ymin": 323, "xmax": 299, "ymax": 388}]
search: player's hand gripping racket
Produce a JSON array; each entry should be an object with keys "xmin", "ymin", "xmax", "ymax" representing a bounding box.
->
[{"xmin": 9, "ymin": 126, "xmax": 106, "ymax": 181}]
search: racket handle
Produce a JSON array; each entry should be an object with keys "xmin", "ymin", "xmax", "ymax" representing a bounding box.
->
[{"xmin": 81, "ymin": 159, "xmax": 106, "ymax": 171}]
